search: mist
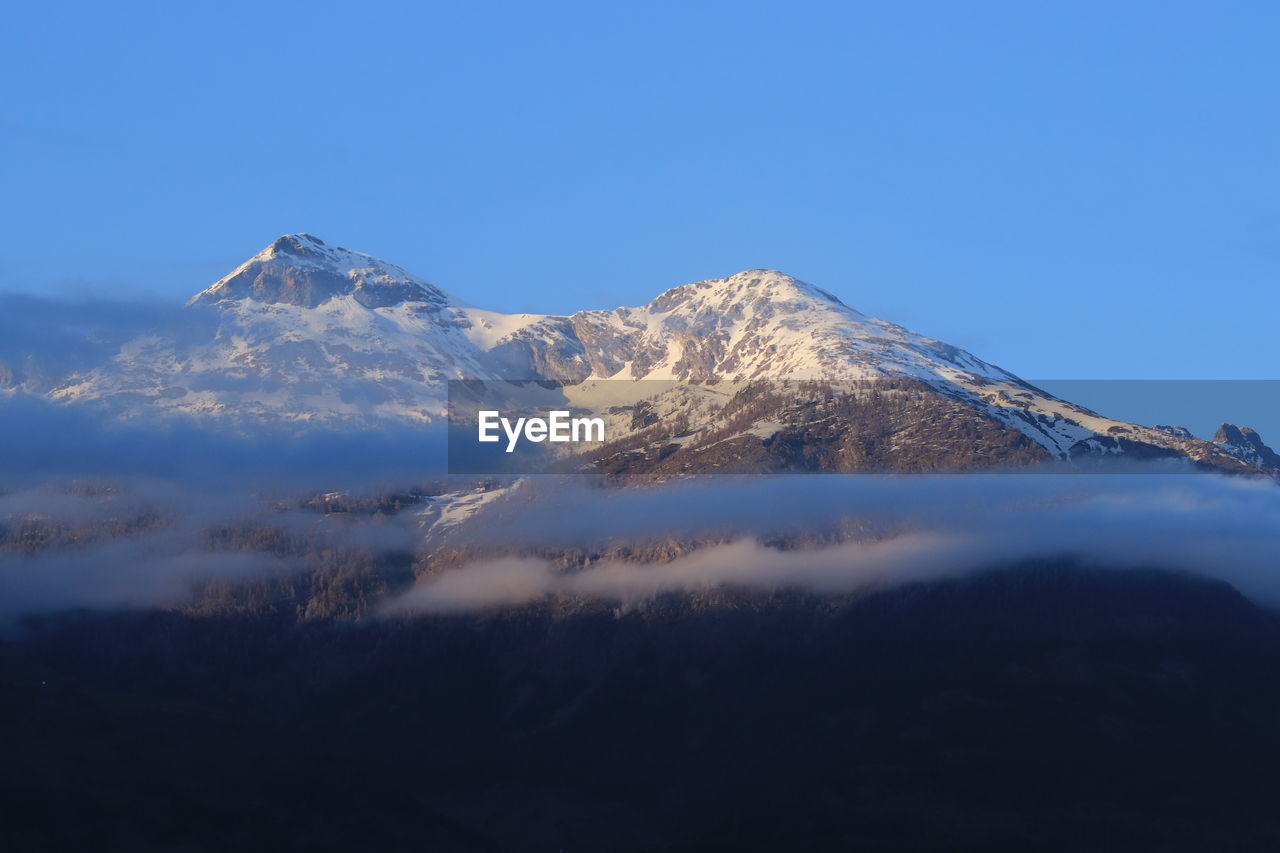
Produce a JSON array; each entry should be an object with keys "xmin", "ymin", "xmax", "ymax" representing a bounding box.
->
[
  {"xmin": 2, "ymin": 289, "xmax": 1278, "ymax": 621},
  {"xmin": 0, "ymin": 291, "xmax": 209, "ymax": 392},
  {"xmin": 0, "ymin": 290, "xmax": 449, "ymax": 489},
  {"xmin": 0, "ymin": 393, "xmax": 449, "ymax": 489},
  {"xmin": 384, "ymin": 472, "xmax": 1280, "ymax": 614},
  {"xmin": 0, "ymin": 540, "xmax": 281, "ymax": 618},
  {"xmin": 0, "ymin": 472, "xmax": 425, "ymax": 621}
]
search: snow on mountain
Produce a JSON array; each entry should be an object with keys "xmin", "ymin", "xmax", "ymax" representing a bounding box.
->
[
  {"xmin": 573, "ymin": 270, "xmax": 1009, "ymax": 383},
  {"xmin": 415, "ymin": 481, "xmax": 523, "ymax": 543},
  {"xmin": 34, "ymin": 235, "xmax": 1280, "ymax": 474},
  {"xmin": 190, "ymin": 233, "xmax": 455, "ymax": 310},
  {"xmin": 53, "ymin": 235, "xmax": 557, "ymax": 422},
  {"xmin": 534, "ymin": 270, "xmax": 1271, "ymax": 469}
]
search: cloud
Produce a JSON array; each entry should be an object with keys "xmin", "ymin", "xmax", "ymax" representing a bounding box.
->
[
  {"xmin": 381, "ymin": 532, "xmax": 969, "ymax": 615},
  {"xmin": 0, "ymin": 290, "xmax": 1276, "ymax": 621},
  {"xmin": 0, "ymin": 292, "xmax": 210, "ymax": 388},
  {"xmin": 0, "ymin": 393, "xmax": 448, "ymax": 489},
  {"xmin": 0, "ymin": 473, "xmax": 429, "ymax": 621},
  {"xmin": 0, "ymin": 533, "xmax": 284, "ymax": 620},
  {"xmin": 0, "ymin": 290, "xmax": 451, "ymax": 489},
  {"xmin": 383, "ymin": 472, "xmax": 1280, "ymax": 613},
  {"xmin": 445, "ymin": 470, "xmax": 1269, "ymax": 548},
  {"xmin": 2, "ymin": 456, "xmax": 1278, "ymax": 622}
]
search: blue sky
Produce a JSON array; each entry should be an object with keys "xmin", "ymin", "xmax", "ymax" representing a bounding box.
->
[{"xmin": 3, "ymin": 0, "xmax": 1277, "ymax": 381}]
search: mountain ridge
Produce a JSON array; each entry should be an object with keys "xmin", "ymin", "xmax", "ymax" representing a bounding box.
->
[{"xmin": 16, "ymin": 233, "xmax": 1279, "ymax": 476}]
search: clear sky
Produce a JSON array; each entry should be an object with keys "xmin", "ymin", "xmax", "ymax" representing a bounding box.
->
[{"xmin": 3, "ymin": 0, "xmax": 1277, "ymax": 381}]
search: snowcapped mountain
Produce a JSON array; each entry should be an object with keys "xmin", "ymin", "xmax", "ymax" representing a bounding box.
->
[
  {"xmin": 55, "ymin": 235, "xmax": 511, "ymax": 422},
  {"xmin": 33, "ymin": 234, "xmax": 1280, "ymax": 474}
]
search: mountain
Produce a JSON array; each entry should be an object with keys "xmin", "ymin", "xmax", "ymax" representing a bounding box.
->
[
  {"xmin": 1215, "ymin": 423, "xmax": 1280, "ymax": 471},
  {"xmin": 54, "ymin": 234, "xmax": 499, "ymax": 422},
  {"xmin": 30, "ymin": 234, "xmax": 1280, "ymax": 475}
]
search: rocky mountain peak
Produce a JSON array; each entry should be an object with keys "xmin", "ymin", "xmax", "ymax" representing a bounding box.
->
[
  {"xmin": 728, "ymin": 268, "xmax": 844, "ymax": 298},
  {"xmin": 647, "ymin": 269, "xmax": 851, "ymax": 316},
  {"xmin": 1213, "ymin": 423, "xmax": 1280, "ymax": 470},
  {"xmin": 189, "ymin": 234, "xmax": 453, "ymax": 310},
  {"xmin": 264, "ymin": 232, "xmax": 329, "ymax": 257}
]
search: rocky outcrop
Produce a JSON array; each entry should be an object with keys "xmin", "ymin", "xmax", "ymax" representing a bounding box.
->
[{"xmin": 1214, "ymin": 423, "xmax": 1280, "ymax": 471}]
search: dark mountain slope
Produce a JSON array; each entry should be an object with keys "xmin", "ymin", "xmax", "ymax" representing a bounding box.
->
[{"xmin": 5, "ymin": 564, "xmax": 1280, "ymax": 852}]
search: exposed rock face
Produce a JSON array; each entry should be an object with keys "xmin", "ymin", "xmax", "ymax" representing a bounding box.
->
[
  {"xmin": 485, "ymin": 317, "xmax": 593, "ymax": 382},
  {"xmin": 1214, "ymin": 423, "xmax": 1280, "ymax": 470},
  {"xmin": 584, "ymin": 379, "xmax": 1051, "ymax": 480}
]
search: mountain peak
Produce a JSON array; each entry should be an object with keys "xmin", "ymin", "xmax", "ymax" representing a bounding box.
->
[
  {"xmin": 262, "ymin": 232, "xmax": 329, "ymax": 258},
  {"xmin": 719, "ymin": 269, "xmax": 845, "ymax": 303},
  {"xmin": 1213, "ymin": 423, "xmax": 1280, "ymax": 470},
  {"xmin": 190, "ymin": 235, "xmax": 453, "ymax": 310},
  {"xmin": 647, "ymin": 269, "xmax": 851, "ymax": 315}
]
